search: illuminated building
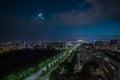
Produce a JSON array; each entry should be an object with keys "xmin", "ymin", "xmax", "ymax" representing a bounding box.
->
[
  {"xmin": 79, "ymin": 43, "xmax": 93, "ymax": 63},
  {"xmin": 100, "ymin": 50, "xmax": 120, "ymax": 80},
  {"xmin": 0, "ymin": 42, "xmax": 25, "ymax": 54}
]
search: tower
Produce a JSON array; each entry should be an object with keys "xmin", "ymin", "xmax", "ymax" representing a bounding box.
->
[{"xmin": 23, "ymin": 41, "xmax": 26, "ymax": 48}]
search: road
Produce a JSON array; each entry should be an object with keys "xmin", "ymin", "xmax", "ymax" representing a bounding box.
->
[
  {"xmin": 38, "ymin": 43, "xmax": 81, "ymax": 80},
  {"xmin": 36, "ymin": 65, "xmax": 58, "ymax": 80},
  {"xmin": 24, "ymin": 66, "xmax": 47, "ymax": 80},
  {"xmin": 25, "ymin": 43, "xmax": 81, "ymax": 80},
  {"xmin": 35, "ymin": 47, "xmax": 74, "ymax": 80}
]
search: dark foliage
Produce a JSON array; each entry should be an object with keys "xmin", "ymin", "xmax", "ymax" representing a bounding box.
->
[{"xmin": 0, "ymin": 48, "xmax": 60, "ymax": 79}]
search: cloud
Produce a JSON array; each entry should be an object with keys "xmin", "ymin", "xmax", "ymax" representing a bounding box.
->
[
  {"xmin": 94, "ymin": 34, "xmax": 120, "ymax": 40},
  {"xmin": 52, "ymin": 0, "xmax": 120, "ymax": 26},
  {"xmin": 0, "ymin": 15, "xmax": 52, "ymax": 41},
  {"xmin": 0, "ymin": 15, "xmax": 48, "ymax": 28},
  {"xmin": 73, "ymin": 34, "xmax": 120, "ymax": 40}
]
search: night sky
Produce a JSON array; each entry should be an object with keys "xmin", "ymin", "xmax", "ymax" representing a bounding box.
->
[{"xmin": 0, "ymin": 0, "xmax": 120, "ymax": 41}]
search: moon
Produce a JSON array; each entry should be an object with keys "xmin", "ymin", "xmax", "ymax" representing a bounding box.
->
[{"xmin": 38, "ymin": 13, "xmax": 44, "ymax": 20}]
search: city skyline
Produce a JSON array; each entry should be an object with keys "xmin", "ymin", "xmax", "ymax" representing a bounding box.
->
[{"xmin": 0, "ymin": 0, "xmax": 120, "ymax": 41}]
